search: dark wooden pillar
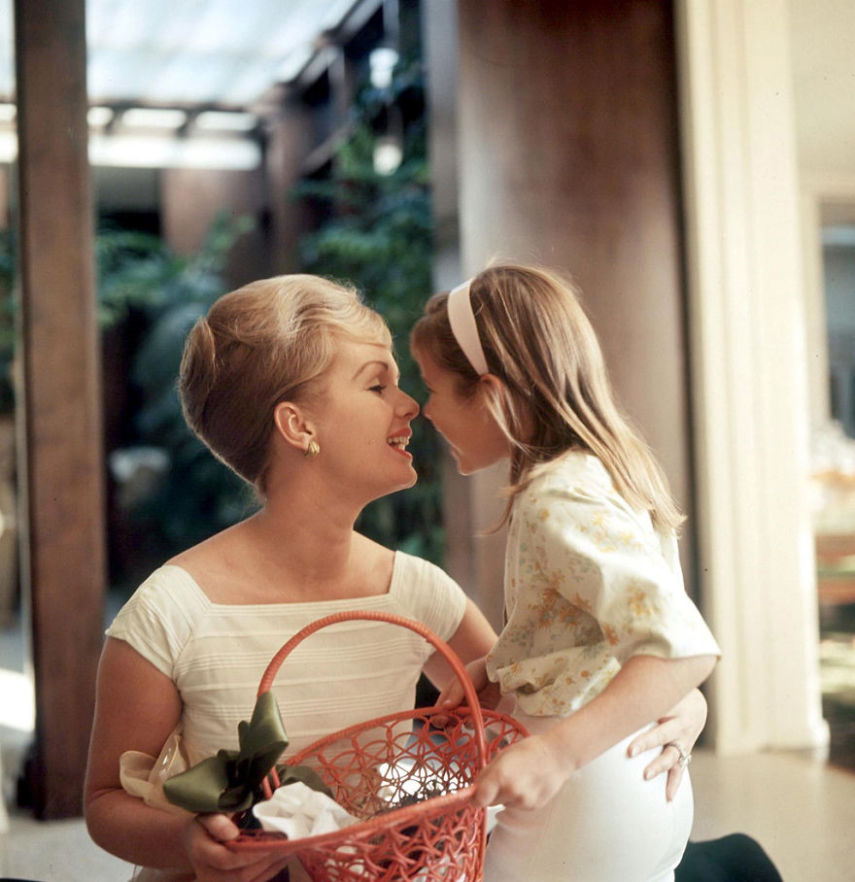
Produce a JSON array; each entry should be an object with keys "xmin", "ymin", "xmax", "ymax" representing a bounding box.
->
[
  {"xmin": 15, "ymin": 0, "xmax": 106, "ymax": 818},
  {"xmin": 431, "ymin": 0, "xmax": 695, "ymax": 610}
]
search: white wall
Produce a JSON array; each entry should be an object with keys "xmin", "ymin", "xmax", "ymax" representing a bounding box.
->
[
  {"xmin": 789, "ymin": 0, "xmax": 855, "ymax": 180},
  {"xmin": 677, "ymin": 0, "xmax": 827, "ymax": 753}
]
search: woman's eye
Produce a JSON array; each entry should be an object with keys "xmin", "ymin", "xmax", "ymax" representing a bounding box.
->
[{"xmin": 369, "ymin": 384, "xmax": 386, "ymax": 393}]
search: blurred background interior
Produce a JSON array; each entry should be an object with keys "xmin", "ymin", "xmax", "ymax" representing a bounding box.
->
[{"xmin": 0, "ymin": 0, "xmax": 854, "ymax": 879}]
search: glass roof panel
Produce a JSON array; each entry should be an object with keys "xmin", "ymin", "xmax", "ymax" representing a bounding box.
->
[{"xmin": 0, "ymin": 0, "xmax": 359, "ymax": 107}]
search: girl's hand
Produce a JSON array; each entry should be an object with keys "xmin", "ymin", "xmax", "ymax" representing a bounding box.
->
[
  {"xmin": 472, "ymin": 734, "xmax": 571, "ymax": 811},
  {"xmin": 626, "ymin": 688, "xmax": 708, "ymax": 801},
  {"xmin": 184, "ymin": 813, "xmax": 291, "ymax": 882}
]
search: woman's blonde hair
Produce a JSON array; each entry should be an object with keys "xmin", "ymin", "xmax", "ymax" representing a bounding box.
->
[
  {"xmin": 179, "ymin": 273, "xmax": 390, "ymax": 492},
  {"xmin": 410, "ymin": 263, "xmax": 684, "ymax": 532}
]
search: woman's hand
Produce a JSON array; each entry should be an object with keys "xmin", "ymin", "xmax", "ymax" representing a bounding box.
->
[
  {"xmin": 433, "ymin": 655, "xmax": 502, "ymax": 725},
  {"xmin": 184, "ymin": 813, "xmax": 291, "ymax": 882},
  {"xmin": 472, "ymin": 733, "xmax": 571, "ymax": 811},
  {"xmin": 435, "ymin": 655, "xmax": 488, "ymax": 708},
  {"xmin": 627, "ymin": 688, "xmax": 708, "ymax": 801}
]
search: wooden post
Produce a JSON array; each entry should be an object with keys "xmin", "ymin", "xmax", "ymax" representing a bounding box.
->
[{"xmin": 14, "ymin": 0, "xmax": 106, "ymax": 818}]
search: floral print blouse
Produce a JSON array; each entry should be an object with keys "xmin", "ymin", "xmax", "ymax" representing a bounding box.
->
[{"xmin": 486, "ymin": 451, "xmax": 721, "ymax": 717}]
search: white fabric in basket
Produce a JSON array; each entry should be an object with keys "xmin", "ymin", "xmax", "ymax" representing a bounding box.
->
[{"xmin": 252, "ymin": 782, "xmax": 360, "ymax": 839}]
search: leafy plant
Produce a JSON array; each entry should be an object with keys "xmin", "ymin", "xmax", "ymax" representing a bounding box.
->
[
  {"xmin": 0, "ymin": 216, "xmax": 256, "ymax": 589},
  {"xmin": 293, "ymin": 56, "xmax": 443, "ymax": 564},
  {"xmin": 112, "ymin": 214, "xmax": 259, "ymax": 557}
]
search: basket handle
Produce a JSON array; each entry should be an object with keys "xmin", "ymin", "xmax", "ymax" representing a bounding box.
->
[{"xmin": 257, "ymin": 610, "xmax": 489, "ymax": 771}]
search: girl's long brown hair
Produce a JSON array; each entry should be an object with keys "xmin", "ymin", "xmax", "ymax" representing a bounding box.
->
[{"xmin": 411, "ymin": 264, "xmax": 684, "ymax": 532}]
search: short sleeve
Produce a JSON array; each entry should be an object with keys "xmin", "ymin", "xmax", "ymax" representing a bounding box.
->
[
  {"xmin": 106, "ymin": 567, "xmax": 206, "ymax": 679},
  {"xmin": 529, "ymin": 484, "xmax": 720, "ymax": 664},
  {"xmin": 391, "ymin": 552, "xmax": 468, "ymax": 643},
  {"xmin": 488, "ymin": 456, "xmax": 720, "ymax": 716}
]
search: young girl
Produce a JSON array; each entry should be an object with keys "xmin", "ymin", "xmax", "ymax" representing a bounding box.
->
[{"xmin": 411, "ymin": 264, "xmax": 721, "ymax": 882}]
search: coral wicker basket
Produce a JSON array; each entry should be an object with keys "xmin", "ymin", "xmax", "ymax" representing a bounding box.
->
[{"xmin": 230, "ymin": 611, "xmax": 528, "ymax": 881}]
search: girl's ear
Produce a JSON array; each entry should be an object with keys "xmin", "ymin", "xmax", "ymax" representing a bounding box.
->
[
  {"xmin": 478, "ymin": 373, "xmax": 507, "ymax": 399},
  {"xmin": 479, "ymin": 372, "xmax": 532, "ymax": 439},
  {"xmin": 476, "ymin": 372, "xmax": 512, "ymax": 421},
  {"xmin": 273, "ymin": 401, "xmax": 316, "ymax": 454}
]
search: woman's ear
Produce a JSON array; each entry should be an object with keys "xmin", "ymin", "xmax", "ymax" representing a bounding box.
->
[{"xmin": 273, "ymin": 401, "xmax": 316, "ymax": 454}]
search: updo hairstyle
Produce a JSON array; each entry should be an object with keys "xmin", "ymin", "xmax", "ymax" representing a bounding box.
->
[{"xmin": 179, "ymin": 274, "xmax": 390, "ymax": 492}]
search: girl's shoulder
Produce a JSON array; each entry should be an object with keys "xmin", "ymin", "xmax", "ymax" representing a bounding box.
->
[{"xmin": 522, "ymin": 450, "xmax": 612, "ymax": 505}]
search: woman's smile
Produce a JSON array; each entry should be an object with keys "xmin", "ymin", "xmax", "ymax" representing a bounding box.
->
[{"xmin": 387, "ymin": 429, "xmax": 413, "ymax": 458}]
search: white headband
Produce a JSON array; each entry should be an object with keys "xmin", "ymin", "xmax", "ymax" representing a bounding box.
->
[{"xmin": 447, "ymin": 279, "xmax": 488, "ymax": 376}]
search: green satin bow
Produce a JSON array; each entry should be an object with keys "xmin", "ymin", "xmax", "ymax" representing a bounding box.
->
[{"xmin": 163, "ymin": 691, "xmax": 331, "ymax": 814}]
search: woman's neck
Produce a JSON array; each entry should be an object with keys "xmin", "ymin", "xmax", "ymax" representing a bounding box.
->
[
  {"xmin": 248, "ymin": 495, "xmax": 360, "ymax": 583},
  {"xmin": 172, "ymin": 483, "xmax": 386, "ymax": 605}
]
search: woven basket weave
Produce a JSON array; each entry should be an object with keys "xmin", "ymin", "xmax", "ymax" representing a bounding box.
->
[{"xmin": 230, "ymin": 610, "xmax": 528, "ymax": 881}]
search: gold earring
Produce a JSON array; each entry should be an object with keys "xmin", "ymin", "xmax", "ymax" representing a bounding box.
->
[{"xmin": 305, "ymin": 439, "xmax": 320, "ymax": 458}]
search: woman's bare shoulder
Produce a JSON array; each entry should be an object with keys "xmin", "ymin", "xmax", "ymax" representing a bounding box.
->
[{"xmin": 165, "ymin": 522, "xmax": 254, "ymax": 603}]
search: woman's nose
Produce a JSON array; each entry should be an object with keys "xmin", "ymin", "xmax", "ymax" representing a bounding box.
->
[{"xmin": 398, "ymin": 388, "xmax": 419, "ymax": 419}]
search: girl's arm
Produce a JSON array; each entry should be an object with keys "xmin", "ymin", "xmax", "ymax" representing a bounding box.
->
[
  {"xmin": 84, "ymin": 637, "xmax": 290, "ymax": 882},
  {"xmin": 472, "ymin": 652, "xmax": 716, "ymax": 810}
]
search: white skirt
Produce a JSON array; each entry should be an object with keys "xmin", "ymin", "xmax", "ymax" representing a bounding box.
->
[{"xmin": 483, "ymin": 712, "xmax": 694, "ymax": 882}]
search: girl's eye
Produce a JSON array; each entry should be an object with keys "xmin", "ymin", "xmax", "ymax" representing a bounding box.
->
[{"xmin": 369, "ymin": 384, "xmax": 386, "ymax": 393}]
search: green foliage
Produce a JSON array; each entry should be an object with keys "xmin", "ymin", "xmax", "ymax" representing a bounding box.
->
[
  {"xmin": 0, "ymin": 215, "xmax": 255, "ymax": 570},
  {"xmin": 113, "ymin": 214, "xmax": 259, "ymax": 552},
  {"xmin": 294, "ymin": 57, "xmax": 444, "ymax": 564}
]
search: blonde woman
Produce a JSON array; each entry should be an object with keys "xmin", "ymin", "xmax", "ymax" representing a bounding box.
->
[
  {"xmin": 84, "ymin": 274, "xmax": 497, "ymax": 882},
  {"xmin": 411, "ymin": 264, "xmax": 721, "ymax": 882}
]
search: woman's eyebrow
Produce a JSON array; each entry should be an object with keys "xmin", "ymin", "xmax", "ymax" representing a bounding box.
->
[{"xmin": 352, "ymin": 360, "xmax": 400, "ymax": 382}]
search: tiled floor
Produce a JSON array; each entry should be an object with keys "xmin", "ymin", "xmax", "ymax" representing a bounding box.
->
[
  {"xmin": 689, "ymin": 749, "xmax": 855, "ymax": 882},
  {"xmin": 1, "ymin": 809, "xmax": 133, "ymax": 881}
]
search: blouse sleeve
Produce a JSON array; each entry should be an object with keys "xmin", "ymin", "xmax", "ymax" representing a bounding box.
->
[
  {"xmin": 393, "ymin": 552, "xmax": 467, "ymax": 643},
  {"xmin": 488, "ymin": 475, "xmax": 720, "ymax": 716},
  {"xmin": 105, "ymin": 567, "xmax": 201, "ymax": 679},
  {"xmin": 538, "ymin": 484, "xmax": 719, "ymax": 661}
]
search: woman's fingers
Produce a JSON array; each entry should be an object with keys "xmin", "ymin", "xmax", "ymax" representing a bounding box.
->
[
  {"xmin": 435, "ymin": 679, "xmax": 465, "ymax": 709},
  {"xmin": 432, "ymin": 680, "xmax": 466, "ymax": 727},
  {"xmin": 197, "ymin": 812, "xmax": 241, "ymax": 842},
  {"xmin": 628, "ymin": 717, "xmax": 678, "ymax": 758},
  {"xmin": 665, "ymin": 764, "xmax": 685, "ymax": 802},
  {"xmin": 187, "ymin": 814, "xmax": 291, "ymax": 882}
]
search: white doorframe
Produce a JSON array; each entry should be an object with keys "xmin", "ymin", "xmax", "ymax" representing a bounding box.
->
[{"xmin": 676, "ymin": 0, "xmax": 828, "ymax": 753}]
